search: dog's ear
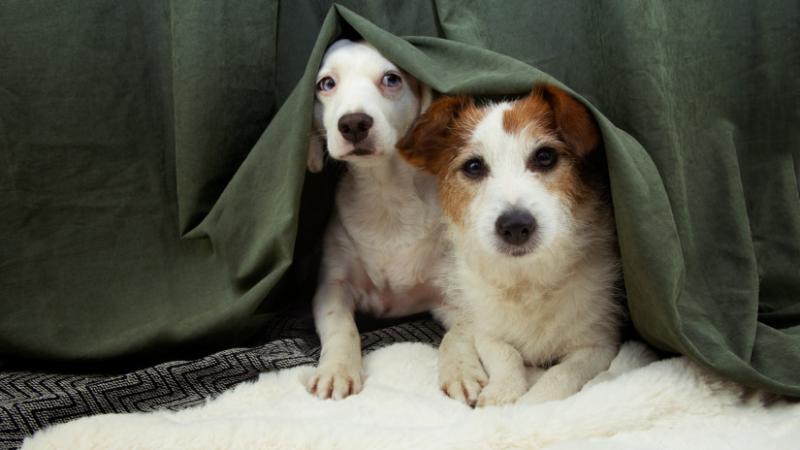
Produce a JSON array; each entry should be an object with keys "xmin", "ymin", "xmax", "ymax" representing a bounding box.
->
[
  {"xmin": 534, "ymin": 84, "xmax": 600, "ymax": 156},
  {"xmin": 418, "ymin": 83, "xmax": 433, "ymax": 114},
  {"xmin": 306, "ymin": 131, "xmax": 325, "ymax": 173},
  {"xmin": 398, "ymin": 95, "xmax": 472, "ymax": 175}
]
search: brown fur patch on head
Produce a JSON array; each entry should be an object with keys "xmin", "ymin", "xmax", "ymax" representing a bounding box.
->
[
  {"xmin": 540, "ymin": 84, "xmax": 606, "ymax": 212},
  {"xmin": 505, "ymin": 84, "xmax": 606, "ymax": 210},
  {"xmin": 545, "ymin": 158, "xmax": 597, "ymax": 208},
  {"xmin": 438, "ymin": 165, "xmax": 475, "ymax": 227},
  {"xmin": 438, "ymin": 104, "xmax": 491, "ymax": 226},
  {"xmin": 533, "ymin": 83, "xmax": 600, "ymax": 157},
  {"xmin": 503, "ymin": 83, "xmax": 601, "ymax": 159},
  {"xmin": 397, "ymin": 95, "xmax": 475, "ymax": 175},
  {"xmin": 397, "ymin": 95, "xmax": 486, "ymax": 226},
  {"xmin": 502, "ymin": 95, "xmax": 553, "ymax": 137}
]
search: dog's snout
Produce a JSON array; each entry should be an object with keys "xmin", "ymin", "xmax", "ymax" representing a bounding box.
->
[
  {"xmin": 338, "ymin": 113, "xmax": 373, "ymax": 143},
  {"xmin": 495, "ymin": 210, "xmax": 537, "ymax": 246}
]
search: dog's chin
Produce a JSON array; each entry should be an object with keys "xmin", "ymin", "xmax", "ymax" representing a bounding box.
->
[
  {"xmin": 344, "ymin": 148, "xmax": 393, "ymax": 165},
  {"xmin": 329, "ymin": 144, "xmax": 389, "ymax": 163},
  {"xmin": 350, "ymin": 148, "xmax": 374, "ymax": 156},
  {"xmin": 492, "ymin": 240, "xmax": 540, "ymax": 259}
]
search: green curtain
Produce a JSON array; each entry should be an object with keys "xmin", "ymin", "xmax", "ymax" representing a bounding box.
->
[{"xmin": 1, "ymin": 1, "xmax": 798, "ymax": 396}]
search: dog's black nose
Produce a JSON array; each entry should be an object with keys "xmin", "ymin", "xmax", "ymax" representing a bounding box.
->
[
  {"xmin": 338, "ymin": 113, "xmax": 373, "ymax": 143},
  {"xmin": 495, "ymin": 209, "xmax": 537, "ymax": 246}
]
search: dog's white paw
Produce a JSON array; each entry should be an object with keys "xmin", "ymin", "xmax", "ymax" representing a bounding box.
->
[
  {"xmin": 439, "ymin": 359, "xmax": 488, "ymax": 407},
  {"xmin": 307, "ymin": 363, "xmax": 363, "ymax": 400},
  {"xmin": 476, "ymin": 378, "xmax": 528, "ymax": 407}
]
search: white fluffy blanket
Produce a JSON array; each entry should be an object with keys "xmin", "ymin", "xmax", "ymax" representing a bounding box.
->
[{"xmin": 24, "ymin": 342, "xmax": 800, "ymax": 450}]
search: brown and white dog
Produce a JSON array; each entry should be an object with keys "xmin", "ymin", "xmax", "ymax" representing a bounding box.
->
[
  {"xmin": 398, "ymin": 84, "xmax": 622, "ymax": 406},
  {"xmin": 306, "ymin": 39, "xmax": 471, "ymax": 400}
]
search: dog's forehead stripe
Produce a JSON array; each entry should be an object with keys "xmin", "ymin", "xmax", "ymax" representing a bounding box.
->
[
  {"xmin": 467, "ymin": 103, "xmax": 550, "ymax": 166},
  {"xmin": 470, "ymin": 103, "xmax": 512, "ymax": 145},
  {"xmin": 503, "ymin": 95, "xmax": 554, "ymax": 137}
]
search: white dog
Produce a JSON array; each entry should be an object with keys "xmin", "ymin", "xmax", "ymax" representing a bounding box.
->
[
  {"xmin": 306, "ymin": 39, "xmax": 484, "ymax": 400},
  {"xmin": 398, "ymin": 84, "xmax": 622, "ymax": 406}
]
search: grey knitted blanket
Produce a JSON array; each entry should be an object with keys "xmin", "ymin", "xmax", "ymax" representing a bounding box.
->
[{"xmin": 0, "ymin": 318, "xmax": 444, "ymax": 449}]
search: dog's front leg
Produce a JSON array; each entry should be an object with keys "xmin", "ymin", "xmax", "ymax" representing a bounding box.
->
[
  {"xmin": 307, "ymin": 281, "xmax": 363, "ymax": 400},
  {"xmin": 474, "ymin": 334, "xmax": 528, "ymax": 407},
  {"xmin": 437, "ymin": 319, "xmax": 488, "ymax": 406},
  {"xmin": 517, "ymin": 344, "xmax": 618, "ymax": 405}
]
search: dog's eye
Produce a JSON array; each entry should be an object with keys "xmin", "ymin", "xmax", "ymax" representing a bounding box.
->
[
  {"xmin": 317, "ymin": 77, "xmax": 336, "ymax": 92},
  {"xmin": 462, "ymin": 158, "xmax": 488, "ymax": 179},
  {"xmin": 381, "ymin": 72, "xmax": 402, "ymax": 88},
  {"xmin": 531, "ymin": 147, "xmax": 558, "ymax": 169}
]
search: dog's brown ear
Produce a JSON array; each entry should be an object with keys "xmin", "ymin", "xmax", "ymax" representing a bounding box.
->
[
  {"xmin": 534, "ymin": 84, "xmax": 600, "ymax": 156},
  {"xmin": 397, "ymin": 95, "xmax": 472, "ymax": 175}
]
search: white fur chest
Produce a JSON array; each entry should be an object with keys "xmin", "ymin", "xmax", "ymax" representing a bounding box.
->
[
  {"xmin": 454, "ymin": 246, "xmax": 619, "ymax": 366},
  {"xmin": 335, "ymin": 165, "xmax": 445, "ymax": 316},
  {"xmin": 461, "ymin": 275, "xmax": 564, "ymax": 364}
]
